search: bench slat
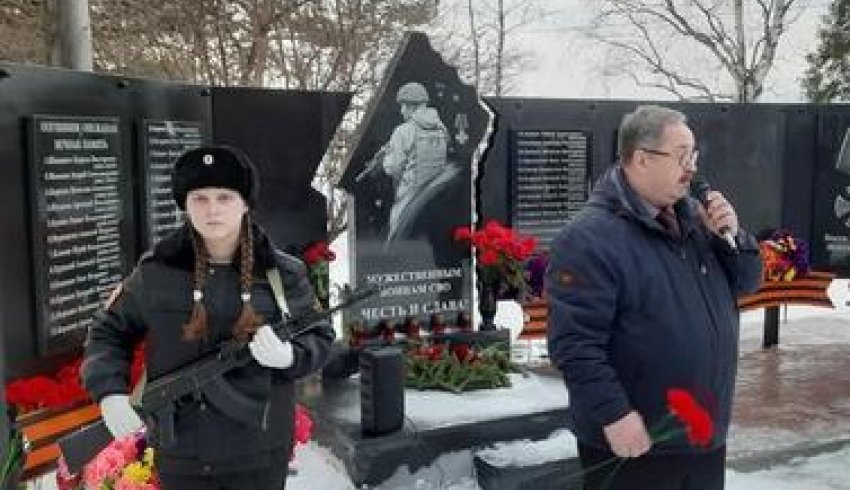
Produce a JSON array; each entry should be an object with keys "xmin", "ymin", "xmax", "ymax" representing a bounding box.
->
[
  {"xmin": 19, "ymin": 403, "xmax": 101, "ymax": 480},
  {"xmin": 519, "ymin": 272, "xmax": 838, "ymax": 340}
]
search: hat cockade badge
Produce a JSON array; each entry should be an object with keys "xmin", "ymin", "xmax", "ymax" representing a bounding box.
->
[{"xmin": 203, "ymin": 154, "xmax": 214, "ymax": 165}]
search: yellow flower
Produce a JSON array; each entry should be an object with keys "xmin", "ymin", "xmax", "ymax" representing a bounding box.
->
[
  {"xmin": 142, "ymin": 447, "xmax": 155, "ymax": 466},
  {"xmin": 121, "ymin": 461, "xmax": 153, "ymax": 484}
]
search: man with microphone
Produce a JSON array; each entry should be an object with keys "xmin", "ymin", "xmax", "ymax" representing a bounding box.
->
[{"xmin": 547, "ymin": 105, "xmax": 762, "ymax": 489}]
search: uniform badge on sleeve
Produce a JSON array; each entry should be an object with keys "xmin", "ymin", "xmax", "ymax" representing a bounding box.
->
[{"xmin": 554, "ymin": 270, "xmax": 575, "ymax": 288}]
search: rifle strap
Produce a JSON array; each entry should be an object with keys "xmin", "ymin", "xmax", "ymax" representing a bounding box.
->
[{"xmin": 266, "ymin": 268, "xmax": 290, "ymax": 318}]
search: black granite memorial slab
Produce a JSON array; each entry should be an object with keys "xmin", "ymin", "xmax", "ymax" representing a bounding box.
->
[
  {"xmin": 0, "ymin": 62, "xmax": 344, "ymax": 375},
  {"xmin": 27, "ymin": 115, "xmax": 126, "ymax": 354},
  {"xmin": 509, "ymin": 129, "xmax": 590, "ymax": 249},
  {"xmin": 310, "ymin": 370, "xmax": 570, "ymax": 487},
  {"xmin": 483, "ymin": 100, "xmax": 790, "ymax": 253},
  {"xmin": 140, "ymin": 120, "xmax": 206, "ymax": 248},
  {"xmin": 812, "ymin": 110, "xmax": 850, "ymax": 275},
  {"xmin": 338, "ymin": 31, "xmax": 493, "ymax": 327},
  {"xmin": 211, "ymin": 87, "xmax": 351, "ymax": 252}
]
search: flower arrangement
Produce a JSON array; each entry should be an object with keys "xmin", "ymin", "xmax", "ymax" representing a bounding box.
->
[
  {"xmin": 453, "ymin": 220, "xmax": 538, "ymax": 298},
  {"xmin": 5, "ymin": 343, "xmax": 145, "ymax": 414},
  {"xmin": 57, "ymin": 431, "xmax": 158, "ymax": 490},
  {"xmin": 301, "ymin": 240, "xmax": 336, "ymax": 309},
  {"xmin": 405, "ymin": 342, "xmax": 516, "ymax": 393},
  {"xmin": 55, "ymin": 406, "xmax": 314, "ymax": 490},
  {"xmin": 759, "ymin": 229, "xmax": 810, "ymax": 282}
]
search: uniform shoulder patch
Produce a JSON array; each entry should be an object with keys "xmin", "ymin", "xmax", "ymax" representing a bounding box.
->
[{"xmin": 554, "ymin": 270, "xmax": 575, "ymax": 287}]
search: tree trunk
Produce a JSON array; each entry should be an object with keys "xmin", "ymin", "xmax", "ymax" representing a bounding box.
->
[
  {"xmin": 56, "ymin": 0, "xmax": 93, "ymax": 71},
  {"xmin": 734, "ymin": 0, "xmax": 747, "ymax": 102},
  {"xmin": 495, "ymin": 0, "xmax": 505, "ymax": 96},
  {"xmin": 467, "ymin": 0, "xmax": 480, "ymax": 90}
]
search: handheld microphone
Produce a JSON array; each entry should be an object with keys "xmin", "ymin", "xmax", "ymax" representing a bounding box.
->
[{"xmin": 690, "ymin": 178, "xmax": 737, "ymax": 251}]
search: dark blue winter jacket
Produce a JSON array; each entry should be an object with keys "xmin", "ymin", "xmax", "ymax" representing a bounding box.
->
[{"xmin": 547, "ymin": 166, "xmax": 762, "ymax": 454}]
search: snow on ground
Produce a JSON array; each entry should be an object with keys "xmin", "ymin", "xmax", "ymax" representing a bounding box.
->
[
  {"xmin": 321, "ymin": 371, "xmax": 567, "ymax": 430},
  {"xmin": 287, "ymin": 432, "xmax": 850, "ymax": 489},
  {"xmin": 726, "ymin": 445, "xmax": 850, "ymax": 490}
]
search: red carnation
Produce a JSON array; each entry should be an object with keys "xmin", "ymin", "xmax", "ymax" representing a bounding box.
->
[
  {"xmin": 666, "ymin": 388, "xmax": 714, "ymax": 448},
  {"xmin": 479, "ymin": 249, "xmax": 500, "ymax": 266}
]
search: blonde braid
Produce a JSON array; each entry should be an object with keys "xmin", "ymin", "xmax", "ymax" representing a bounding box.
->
[
  {"xmin": 232, "ymin": 214, "xmax": 264, "ymax": 342},
  {"xmin": 182, "ymin": 228, "xmax": 209, "ymax": 341}
]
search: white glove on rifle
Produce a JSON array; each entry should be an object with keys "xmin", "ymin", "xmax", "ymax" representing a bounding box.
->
[
  {"xmin": 249, "ymin": 325, "xmax": 294, "ymax": 369},
  {"xmin": 100, "ymin": 394, "xmax": 144, "ymax": 439}
]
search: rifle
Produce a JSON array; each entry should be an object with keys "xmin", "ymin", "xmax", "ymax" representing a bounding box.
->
[
  {"xmin": 58, "ymin": 286, "xmax": 377, "ymax": 474},
  {"xmin": 354, "ymin": 146, "xmax": 386, "ymax": 183}
]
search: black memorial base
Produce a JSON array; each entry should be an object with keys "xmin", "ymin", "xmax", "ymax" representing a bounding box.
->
[
  {"xmin": 309, "ymin": 368, "xmax": 572, "ymax": 487},
  {"xmin": 474, "ymin": 453, "xmax": 583, "ymax": 490}
]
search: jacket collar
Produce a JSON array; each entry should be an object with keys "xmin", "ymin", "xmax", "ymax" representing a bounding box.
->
[
  {"xmin": 588, "ymin": 165, "xmax": 701, "ymax": 238},
  {"xmin": 150, "ymin": 220, "xmax": 278, "ymax": 273}
]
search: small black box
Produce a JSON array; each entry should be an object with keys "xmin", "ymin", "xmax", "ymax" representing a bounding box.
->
[{"xmin": 359, "ymin": 347, "xmax": 405, "ymax": 437}]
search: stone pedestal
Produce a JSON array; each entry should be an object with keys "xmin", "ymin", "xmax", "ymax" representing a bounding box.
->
[{"xmin": 311, "ymin": 371, "xmax": 571, "ymax": 487}]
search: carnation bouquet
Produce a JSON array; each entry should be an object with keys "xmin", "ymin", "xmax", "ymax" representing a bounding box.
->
[
  {"xmin": 453, "ymin": 220, "xmax": 537, "ymax": 298},
  {"xmin": 57, "ymin": 432, "xmax": 158, "ymax": 490},
  {"xmin": 56, "ymin": 405, "xmax": 314, "ymax": 490}
]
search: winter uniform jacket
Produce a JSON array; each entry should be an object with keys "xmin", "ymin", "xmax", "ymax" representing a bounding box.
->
[
  {"xmin": 82, "ymin": 223, "xmax": 334, "ymax": 474},
  {"xmin": 546, "ymin": 166, "xmax": 762, "ymax": 455}
]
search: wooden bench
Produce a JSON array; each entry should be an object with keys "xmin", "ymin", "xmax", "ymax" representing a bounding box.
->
[
  {"xmin": 519, "ymin": 271, "xmax": 838, "ymax": 348},
  {"xmin": 738, "ymin": 271, "xmax": 836, "ymax": 347},
  {"xmin": 519, "ymin": 297, "xmax": 547, "ymax": 340},
  {"xmin": 17, "ymin": 401, "xmax": 100, "ymax": 480}
]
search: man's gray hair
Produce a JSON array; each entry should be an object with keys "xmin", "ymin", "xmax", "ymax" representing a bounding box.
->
[{"xmin": 617, "ymin": 105, "xmax": 687, "ymax": 163}]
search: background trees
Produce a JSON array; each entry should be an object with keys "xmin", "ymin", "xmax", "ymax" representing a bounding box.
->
[
  {"xmin": 586, "ymin": 0, "xmax": 801, "ymax": 102},
  {"xmin": 428, "ymin": 0, "xmax": 544, "ymax": 97},
  {"xmin": 803, "ymin": 0, "xmax": 850, "ymax": 103}
]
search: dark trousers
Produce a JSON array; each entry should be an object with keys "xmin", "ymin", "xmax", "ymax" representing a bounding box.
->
[
  {"xmin": 578, "ymin": 443, "xmax": 725, "ymax": 490},
  {"xmin": 158, "ymin": 466, "xmax": 288, "ymax": 490}
]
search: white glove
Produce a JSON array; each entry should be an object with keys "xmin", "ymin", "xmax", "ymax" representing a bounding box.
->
[
  {"xmin": 249, "ymin": 325, "xmax": 294, "ymax": 369},
  {"xmin": 100, "ymin": 394, "xmax": 144, "ymax": 439}
]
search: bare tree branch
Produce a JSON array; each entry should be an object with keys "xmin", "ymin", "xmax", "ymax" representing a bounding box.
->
[{"xmin": 586, "ymin": 0, "xmax": 801, "ymax": 102}]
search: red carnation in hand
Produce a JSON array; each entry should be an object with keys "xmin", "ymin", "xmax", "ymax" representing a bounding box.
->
[{"xmin": 666, "ymin": 388, "xmax": 714, "ymax": 448}]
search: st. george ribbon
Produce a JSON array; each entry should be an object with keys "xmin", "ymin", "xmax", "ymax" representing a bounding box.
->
[{"xmin": 690, "ymin": 178, "xmax": 738, "ymax": 252}]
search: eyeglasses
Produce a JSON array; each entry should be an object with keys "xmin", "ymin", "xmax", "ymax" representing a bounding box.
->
[{"xmin": 640, "ymin": 147, "xmax": 699, "ymax": 171}]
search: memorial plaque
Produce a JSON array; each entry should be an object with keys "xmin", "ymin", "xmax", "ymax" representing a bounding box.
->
[
  {"xmin": 141, "ymin": 120, "xmax": 204, "ymax": 247},
  {"xmin": 813, "ymin": 117, "xmax": 850, "ymax": 274},
  {"xmin": 28, "ymin": 115, "xmax": 125, "ymax": 349},
  {"xmin": 339, "ymin": 32, "xmax": 487, "ymax": 326},
  {"xmin": 510, "ymin": 129, "xmax": 590, "ymax": 249}
]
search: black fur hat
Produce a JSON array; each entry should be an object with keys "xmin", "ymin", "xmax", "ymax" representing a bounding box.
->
[{"xmin": 171, "ymin": 145, "xmax": 258, "ymax": 210}]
